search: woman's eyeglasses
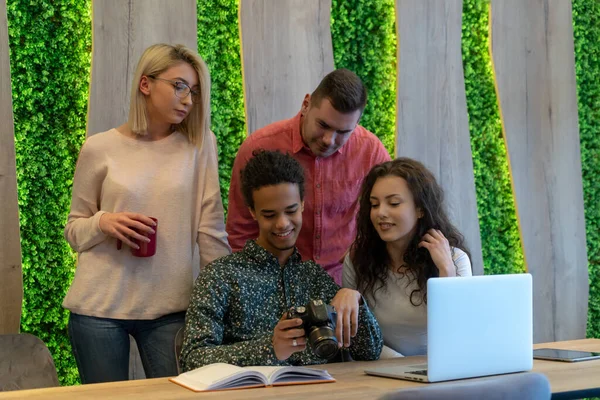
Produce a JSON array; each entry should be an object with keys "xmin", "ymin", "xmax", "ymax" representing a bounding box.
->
[{"xmin": 148, "ymin": 76, "xmax": 201, "ymax": 103}]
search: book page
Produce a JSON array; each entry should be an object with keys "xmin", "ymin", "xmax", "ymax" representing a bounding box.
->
[
  {"xmin": 246, "ymin": 366, "xmax": 334, "ymax": 384},
  {"xmin": 173, "ymin": 363, "xmax": 266, "ymax": 390}
]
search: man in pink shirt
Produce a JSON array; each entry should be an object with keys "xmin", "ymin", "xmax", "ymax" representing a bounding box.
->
[{"xmin": 226, "ymin": 69, "xmax": 391, "ymax": 284}]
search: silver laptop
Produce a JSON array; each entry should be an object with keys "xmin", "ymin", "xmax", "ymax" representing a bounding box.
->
[{"xmin": 365, "ymin": 273, "xmax": 533, "ymax": 383}]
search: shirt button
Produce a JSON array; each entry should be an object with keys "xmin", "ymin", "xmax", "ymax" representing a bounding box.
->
[
  {"xmin": 316, "ymin": 235, "xmax": 320, "ymax": 239},
  {"xmin": 316, "ymin": 211, "xmax": 320, "ymax": 215},
  {"xmin": 316, "ymin": 184, "xmax": 321, "ymax": 188},
  {"xmin": 316, "ymin": 256, "xmax": 320, "ymax": 260}
]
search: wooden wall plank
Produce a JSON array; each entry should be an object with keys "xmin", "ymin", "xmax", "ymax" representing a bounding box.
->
[
  {"xmin": 88, "ymin": 0, "xmax": 198, "ymax": 378},
  {"xmin": 239, "ymin": 0, "xmax": 334, "ymax": 133},
  {"xmin": 491, "ymin": 0, "xmax": 588, "ymax": 342},
  {"xmin": 395, "ymin": 0, "xmax": 484, "ymax": 275},
  {"xmin": 0, "ymin": 0, "xmax": 23, "ymax": 334}
]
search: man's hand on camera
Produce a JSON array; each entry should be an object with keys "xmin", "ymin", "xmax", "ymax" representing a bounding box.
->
[
  {"xmin": 330, "ymin": 288, "xmax": 361, "ymax": 348},
  {"xmin": 272, "ymin": 313, "xmax": 306, "ymax": 360}
]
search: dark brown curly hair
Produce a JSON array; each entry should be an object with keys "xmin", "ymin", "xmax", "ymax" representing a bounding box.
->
[
  {"xmin": 241, "ymin": 149, "xmax": 305, "ymax": 210},
  {"xmin": 351, "ymin": 157, "xmax": 471, "ymax": 306}
]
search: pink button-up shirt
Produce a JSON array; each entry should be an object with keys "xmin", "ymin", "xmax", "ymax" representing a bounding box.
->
[{"xmin": 226, "ymin": 112, "xmax": 391, "ymax": 284}]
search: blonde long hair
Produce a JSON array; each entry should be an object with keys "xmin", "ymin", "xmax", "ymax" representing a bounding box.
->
[{"xmin": 128, "ymin": 43, "xmax": 211, "ymax": 149}]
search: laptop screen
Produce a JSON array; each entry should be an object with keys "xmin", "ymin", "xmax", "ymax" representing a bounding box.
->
[{"xmin": 426, "ymin": 273, "xmax": 533, "ymax": 381}]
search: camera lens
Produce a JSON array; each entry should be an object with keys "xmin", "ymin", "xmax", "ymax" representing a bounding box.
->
[{"xmin": 308, "ymin": 326, "xmax": 339, "ymax": 359}]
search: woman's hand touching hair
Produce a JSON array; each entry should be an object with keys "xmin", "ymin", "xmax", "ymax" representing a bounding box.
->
[{"xmin": 418, "ymin": 229, "xmax": 456, "ymax": 277}]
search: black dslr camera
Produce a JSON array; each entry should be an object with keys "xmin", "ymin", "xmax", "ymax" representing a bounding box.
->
[{"xmin": 288, "ymin": 299, "xmax": 339, "ymax": 359}]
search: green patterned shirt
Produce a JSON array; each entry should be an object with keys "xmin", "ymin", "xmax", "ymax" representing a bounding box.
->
[{"xmin": 180, "ymin": 240, "xmax": 383, "ymax": 371}]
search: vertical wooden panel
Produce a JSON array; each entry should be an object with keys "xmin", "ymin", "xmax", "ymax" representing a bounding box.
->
[
  {"xmin": 88, "ymin": 0, "xmax": 198, "ymax": 136},
  {"xmin": 88, "ymin": 0, "xmax": 198, "ymax": 378},
  {"xmin": 239, "ymin": 0, "xmax": 334, "ymax": 133},
  {"xmin": 0, "ymin": 0, "xmax": 23, "ymax": 334},
  {"xmin": 491, "ymin": 0, "xmax": 588, "ymax": 342},
  {"xmin": 395, "ymin": 0, "xmax": 484, "ymax": 275}
]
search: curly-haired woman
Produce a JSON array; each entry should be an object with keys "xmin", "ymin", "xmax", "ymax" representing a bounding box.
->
[{"xmin": 343, "ymin": 157, "xmax": 472, "ymax": 357}]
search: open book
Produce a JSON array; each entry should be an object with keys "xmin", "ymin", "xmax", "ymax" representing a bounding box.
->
[{"xmin": 170, "ymin": 363, "xmax": 335, "ymax": 392}]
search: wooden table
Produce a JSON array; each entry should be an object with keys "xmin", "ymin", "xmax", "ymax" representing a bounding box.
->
[
  {"xmin": 1, "ymin": 339, "xmax": 598, "ymax": 400},
  {"xmin": 532, "ymin": 339, "xmax": 600, "ymax": 400}
]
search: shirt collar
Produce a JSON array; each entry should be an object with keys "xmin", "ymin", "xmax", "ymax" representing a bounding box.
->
[
  {"xmin": 291, "ymin": 112, "xmax": 306, "ymax": 155},
  {"xmin": 243, "ymin": 239, "xmax": 303, "ymax": 267}
]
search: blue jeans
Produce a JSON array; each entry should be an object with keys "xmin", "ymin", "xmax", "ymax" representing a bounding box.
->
[{"xmin": 68, "ymin": 311, "xmax": 185, "ymax": 384}]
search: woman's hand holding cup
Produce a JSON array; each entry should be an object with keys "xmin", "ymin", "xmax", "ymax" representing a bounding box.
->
[{"xmin": 99, "ymin": 212, "xmax": 156, "ymax": 250}]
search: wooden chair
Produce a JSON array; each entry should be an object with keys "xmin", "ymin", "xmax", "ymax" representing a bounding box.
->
[
  {"xmin": 174, "ymin": 327, "xmax": 184, "ymax": 375},
  {"xmin": 0, "ymin": 333, "xmax": 59, "ymax": 391}
]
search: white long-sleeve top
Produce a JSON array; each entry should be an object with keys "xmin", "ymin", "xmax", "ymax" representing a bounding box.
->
[
  {"xmin": 343, "ymin": 248, "xmax": 472, "ymax": 356},
  {"xmin": 63, "ymin": 128, "xmax": 231, "ymax": 320}
]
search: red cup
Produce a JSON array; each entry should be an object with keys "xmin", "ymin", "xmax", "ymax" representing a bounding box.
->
[{"xmin": 116, "ymin": 217, "xmax": 158, "ymax": 257}]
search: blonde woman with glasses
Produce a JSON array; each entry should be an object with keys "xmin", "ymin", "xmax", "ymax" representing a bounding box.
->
[{"xmin": 63, "ymin": 44, "xmax": 231, "ymax": 383}]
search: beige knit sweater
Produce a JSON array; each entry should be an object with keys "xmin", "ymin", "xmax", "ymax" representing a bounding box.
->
[{"xmin": 63, "ymin": 128, "xmax": 231, "ymax": 320}]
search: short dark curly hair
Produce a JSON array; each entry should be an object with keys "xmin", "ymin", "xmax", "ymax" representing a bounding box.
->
[{"xmin": 241, "ymin": 149, "xmax": 305, "ymax": 209}]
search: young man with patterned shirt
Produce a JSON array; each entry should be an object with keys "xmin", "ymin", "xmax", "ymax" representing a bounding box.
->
[{"xmin": 180, "ymin": 150, "xmax": 382, "ymax": 371}]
